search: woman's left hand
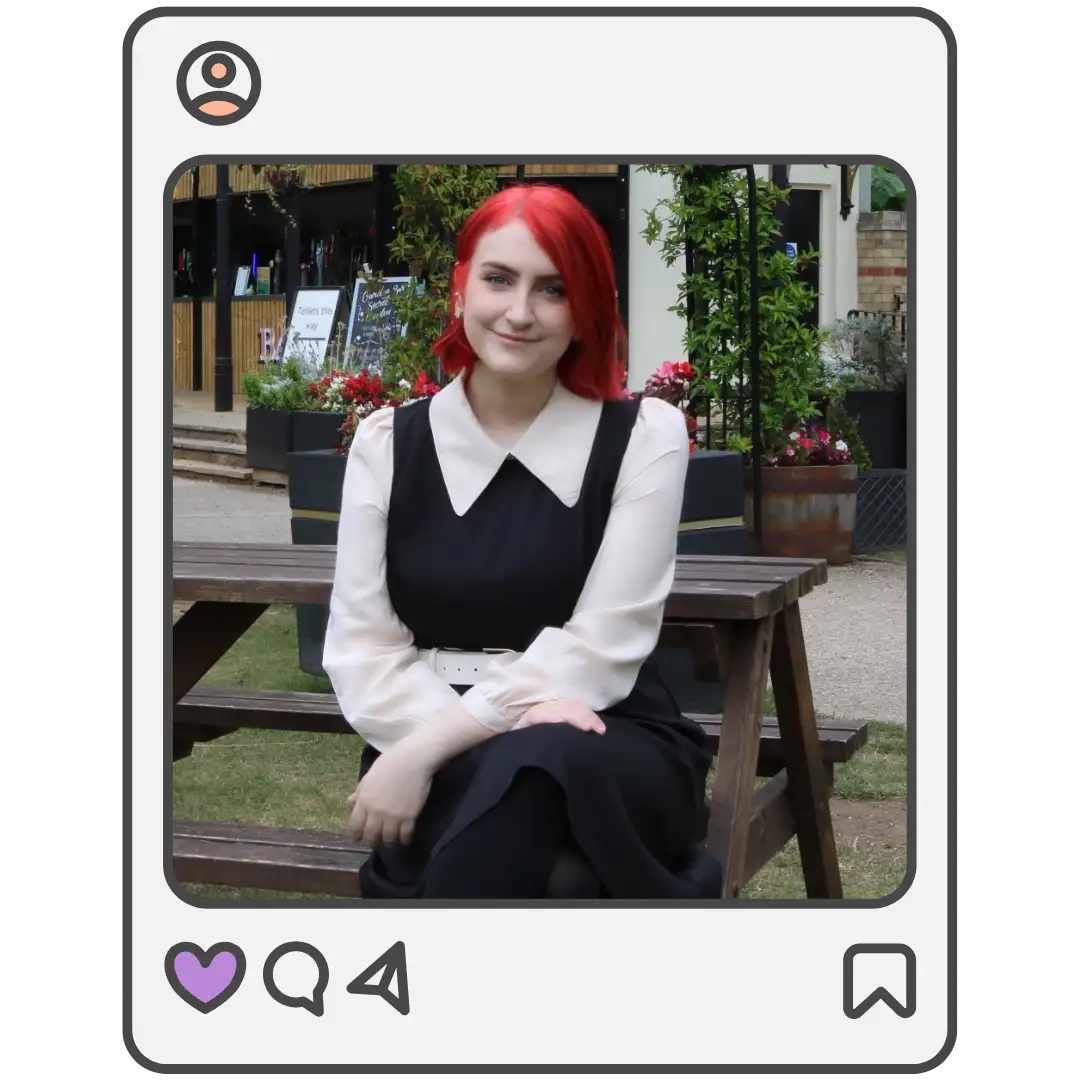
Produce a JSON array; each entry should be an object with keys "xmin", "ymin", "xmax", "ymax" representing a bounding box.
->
[{"xmin": 346, "ymin": 737, "xmax": 435, "ymax": 848}]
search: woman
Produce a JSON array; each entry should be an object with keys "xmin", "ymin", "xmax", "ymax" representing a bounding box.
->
[{"xmin": 322, "ymin": 183, "xmax": 723, "ymax": 899}]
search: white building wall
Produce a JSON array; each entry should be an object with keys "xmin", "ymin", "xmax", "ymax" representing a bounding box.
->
[
  {"xmin": 626, "ymin": 164, "xmax": 860, "ymax": 380},
  {"xmin": 626, "ymin": 167, "xmax": 686, "ymax": 389}
]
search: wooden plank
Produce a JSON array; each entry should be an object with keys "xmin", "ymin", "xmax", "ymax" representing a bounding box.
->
[
  {"xmin": 173, "ymin": 549, "xmax": 792, "ymax": 620},
  {"xmin": 678, "ymin": 553, "xmax": 828, "ymax": 585},
  {"xmin": 173, "ymin": 301, "xmax": 193, "ymax": 391},
  {"xmin": 674, "ymin": 563, "xmax": 810, "ymax": 603},
  {"xmin": 769, "ymin": 601, "xmax": 843, "ymax": 899},
  {"xmin": 172, "ymin": 545, "xmax": 823, "ymax": 603},
  {"xmin": 173, "ymin": 573, "xmax": 789, "ymax": 620},
  {"xmin": 740, "ymin": 763, "xmax": 836, "ymax": 885},
  {"xmin": 704, "ymin": 617, "xmax": 775, "ymax": 898},
  {"xmin": 171, "ymin": 601, "xmax": 267, "ymax": 702},
  {"xmin": 174, "ymin": 829, "xmax": 367, "ymax": 896},
  {"xmin": 174, "ymin": 685, "xmax": 867, "ymax": 763}
]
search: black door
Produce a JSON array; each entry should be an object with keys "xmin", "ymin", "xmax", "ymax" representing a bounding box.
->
[{"xmin": 786, "ymin": 188, "xmax": 821, "ymax": 328}]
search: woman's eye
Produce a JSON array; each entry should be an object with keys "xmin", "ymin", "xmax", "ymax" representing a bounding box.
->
[
  {"xmin": 484, "ymin": 274, "xmax": 510, "ymax": 286},
  {"xmin": 543, "ymin": 284, "xmax": 566, "ymax": 298}
]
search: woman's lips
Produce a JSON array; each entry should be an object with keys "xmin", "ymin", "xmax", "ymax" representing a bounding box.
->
[{"xmin": 495, "ymin": 332, "xmax": 536, "ymax": 344}]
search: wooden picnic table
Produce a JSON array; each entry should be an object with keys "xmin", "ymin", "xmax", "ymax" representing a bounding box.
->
[{"xmin": 172, "ymin": 542, "xmax": 848, "ymax": 899}]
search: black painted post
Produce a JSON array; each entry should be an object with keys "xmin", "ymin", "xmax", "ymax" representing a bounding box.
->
[
  {"xmin": 191, "ymin": 166, "xmax": 202, "ymax": 392},
  {"xmin": 285, "ymin": 189, "xmax": 301, "ymax": 313},
  {"xmin": 213, "ymin": 164, "xmax": 233, "ymax": 411},
  {"xmin": 747, "ymin": 167, "xmax": 763, "ymax": 553},
  {"xmin": 615, "ymin": 164, "xmax": 630, "ymax": 339}
]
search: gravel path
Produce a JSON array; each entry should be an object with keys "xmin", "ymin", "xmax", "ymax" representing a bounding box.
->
[{"xmin": 173, "ymin": 477, "xmax": 907, "ymax": 724}]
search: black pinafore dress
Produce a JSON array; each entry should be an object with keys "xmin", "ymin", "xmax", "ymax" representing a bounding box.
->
[{"xmin": 356, "ymin": 393, "xmax": 720, "ymax": 899}]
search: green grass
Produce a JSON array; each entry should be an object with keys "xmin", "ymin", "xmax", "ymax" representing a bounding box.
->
[{"xmin": 174, "ymin": 605, "xmax": 907, "ymax": 901}]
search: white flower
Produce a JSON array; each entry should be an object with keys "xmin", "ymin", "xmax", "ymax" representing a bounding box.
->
[
  {"xmin": 400, "ymin": 378, "xmax": 410, "ymax": 388},
  {"xmin": 835, "ymin": 440, "xmax": 848, "ymax": 451},
  {"xmin": 789, "ymin": 431, "xmax": 800, "ymax": 441}
]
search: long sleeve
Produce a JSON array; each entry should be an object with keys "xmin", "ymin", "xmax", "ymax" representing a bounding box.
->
[
  {"xmin": 457, "ymin": 397, "xmax": 691, "ymax": 730},
  {"xmin": 322, "ymin": 406, "xmax": 478, "ymax": 751}
]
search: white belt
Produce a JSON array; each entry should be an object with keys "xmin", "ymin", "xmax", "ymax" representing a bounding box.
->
[{"xmin": 418, "ymin": 647, "xmax": 512, "ymax": 685}]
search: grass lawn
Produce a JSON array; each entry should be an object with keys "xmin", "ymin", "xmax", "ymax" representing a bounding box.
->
[{"xmin": 174, "ymin": 605, "xmax": 907, "ymax": 902}]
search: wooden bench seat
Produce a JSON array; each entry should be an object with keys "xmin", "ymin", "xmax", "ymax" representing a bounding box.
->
[
  {"xmin": 174, "ymin": 686, "xmax": 868, "ymax": 778},
  {"xmin": 172, "ymin": 687, "xmax": 867, "ymax": 896}
]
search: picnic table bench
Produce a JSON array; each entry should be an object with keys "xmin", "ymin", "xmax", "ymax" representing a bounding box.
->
[{"xmin": 171, "ymin": 542, "xmax": 866, "ymax": 899}]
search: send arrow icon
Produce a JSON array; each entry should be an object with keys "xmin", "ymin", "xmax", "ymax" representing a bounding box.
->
[{"xmin": 346, "ymin": 941, "xmax": 410, "ymax": 1016}]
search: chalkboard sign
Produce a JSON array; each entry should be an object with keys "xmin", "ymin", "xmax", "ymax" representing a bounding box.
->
[
  {"xmin": 345, "ymin": 276, "xmax": 412, "ymax": 371},
  {"xmin": 282, "ymin": 286, "xmax": 348, "ymax": 369}
]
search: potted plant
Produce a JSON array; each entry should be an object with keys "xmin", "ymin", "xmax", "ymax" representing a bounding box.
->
[
  {"xmin": 640, "ymin": 164, "xmax": 860, "ymax": 563},
  {"xmin": 821, "ymin": 313, "xmax": 908, "ymax": 469},
  {"xmin": 240, "ymin": 359, "xmax": 308, "ymax": 472},
  {"xmin": 240, "ymin": 318, "xmax": 364, "ymax": 471}
]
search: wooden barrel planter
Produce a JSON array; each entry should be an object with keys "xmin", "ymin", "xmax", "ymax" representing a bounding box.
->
[{"xmin": 744, "ymin": 464, "xmax": 858, "ymax": 565}]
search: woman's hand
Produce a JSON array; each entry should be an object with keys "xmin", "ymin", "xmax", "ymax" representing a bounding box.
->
[
  {"xmin": 345, "ymin": 737, "xmax": 434, "ymax": 848},
  {"xmin": 511, "ymin": 699, "xmax": 606, "ymax": 734}
]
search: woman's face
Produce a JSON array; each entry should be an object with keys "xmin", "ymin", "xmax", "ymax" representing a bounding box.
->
[{"xmin": 460, "ymin": 219, "xmax": 576, "ymax": 381}]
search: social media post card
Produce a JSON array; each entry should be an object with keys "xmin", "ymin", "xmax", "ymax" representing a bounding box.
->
[{"xmin": 128, "ymin": 9, "xmax": 953, "ymax": 1071}]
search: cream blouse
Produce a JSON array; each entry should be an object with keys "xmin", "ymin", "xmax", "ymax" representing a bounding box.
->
[{"xmin": 322, "ymin": 374, "xmax": 690, "ymax": 752}]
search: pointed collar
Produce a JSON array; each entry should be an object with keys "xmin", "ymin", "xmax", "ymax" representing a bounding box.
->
[{"xmin": 427, "ymin": 374, "xmax": 603, "ymax": 516}]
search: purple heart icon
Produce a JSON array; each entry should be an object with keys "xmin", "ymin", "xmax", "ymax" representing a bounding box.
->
[{"xmin": 165, "ymin": 941, "xmax": 246, "ymax": 1013}]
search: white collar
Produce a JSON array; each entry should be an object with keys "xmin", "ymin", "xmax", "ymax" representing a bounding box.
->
[{"xmin": 427, "ymin": 373, "xmax": 603, "ymax": 516}]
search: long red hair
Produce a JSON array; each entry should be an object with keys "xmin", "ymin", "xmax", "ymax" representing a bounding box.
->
[{"xmin": 432, "ymin": 184, "xmax": 627, "ymax": 399}]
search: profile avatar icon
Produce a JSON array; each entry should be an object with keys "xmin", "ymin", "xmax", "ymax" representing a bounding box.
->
[{"xmin": 176, "ymin": 41, "xmax": 261, "ymax": 125}]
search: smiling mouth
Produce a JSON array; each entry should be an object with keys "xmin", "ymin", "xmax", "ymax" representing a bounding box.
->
[{"xmin": 495, "ymin": 332, "xmax": 537, "ymax": 344}]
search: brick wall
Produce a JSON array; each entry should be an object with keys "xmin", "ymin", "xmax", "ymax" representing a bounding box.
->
[{"xmin": 857, "ymin": 211, "xmax": 907, "ymax": 313}]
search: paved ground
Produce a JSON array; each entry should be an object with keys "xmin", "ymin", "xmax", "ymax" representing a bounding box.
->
[{"xmin": 173, "ymin": 477, "xmax": 907, "ymax": 724}]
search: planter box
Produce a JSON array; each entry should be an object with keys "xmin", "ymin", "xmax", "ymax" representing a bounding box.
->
[
  {"xmin": 744, "ymin": 463, "xmax": 858, "ymax": 565},
  {"xmin": 245, "ymin": 406, "xmax": 292, "ymax": 472},
  {"xmin": 287, "ymin": 448, "xmax": 348, "ymax": 677},
  {"xmin": 675, "ymin": 449, "xmax": 747, "ymax": 559},
  {"xmin": 843, "ymin": 389, "xmax": 907, "ymax": 469},
  {"xmin": 292, "ymin": 410, "xmax": 349, "ymax": 454}
]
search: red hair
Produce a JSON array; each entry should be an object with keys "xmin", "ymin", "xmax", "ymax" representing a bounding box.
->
[{"xmin": 431, "ymin": 184, "xmax": 627, "ymax": 399}]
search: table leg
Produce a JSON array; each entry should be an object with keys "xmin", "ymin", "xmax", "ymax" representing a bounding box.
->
[
  {"xmin": 172, "ymin": 600, "xmax": 267, "ymax": 703},
  {"xmin": 770, "ymin": 601, "xmax": 843, "ymax": 899},
  {"xmin": 704, "ymin": 616, "xmax": 774, "ymax": 898}
]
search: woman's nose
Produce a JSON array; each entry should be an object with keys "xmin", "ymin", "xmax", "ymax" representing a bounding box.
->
[{"xmin": 505, "ymin": 288, "xmax": 535, "ymax": 327}]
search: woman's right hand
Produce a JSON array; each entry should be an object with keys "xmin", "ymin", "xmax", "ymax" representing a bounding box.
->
[{"xmin": 511, "ymin": 699, "xmax": 606, "ymax": 734}]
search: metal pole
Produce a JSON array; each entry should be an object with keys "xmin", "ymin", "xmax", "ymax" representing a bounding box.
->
[
  {"xmin": 747, "ymin": 167, "xmax": 763, "ymax": 552},
  {"xmin": 213, "ymin": 164, "xmax": 233, "ymax": 411},
  {"xmin": 191, "ymin": 167, "xmax": 202, "ymax": 392},
  {"xmin": 285, "ymin": 189, "xmax": 301, "ymax": 314}
]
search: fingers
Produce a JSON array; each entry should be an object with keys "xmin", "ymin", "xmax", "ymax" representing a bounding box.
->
[
  {"xmin": 380, "ymin": 817, "xmax": 401, "ymax": 849},
  {"xmin": 398, "ymin": 819, "xmax": 416, "ymax": 846},
  {"xmin": 346, "ymin": 804, "xmax": 367, "ymax": 843},
  {"xmin": 361, "ymin": 811, "xmax": 384, "ymax": 848},
  {"xmin": 516, "ymin": 703, "xmax": 606, "ymax": 734},
  {"xmin": 567, "ymin": 712, "xmax": 605, "ymax": 734}
]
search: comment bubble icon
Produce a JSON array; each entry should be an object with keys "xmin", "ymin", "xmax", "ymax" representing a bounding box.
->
[{"xmin": 262, "ymin": 942, "xmax": 330, "ymax": 1017}]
